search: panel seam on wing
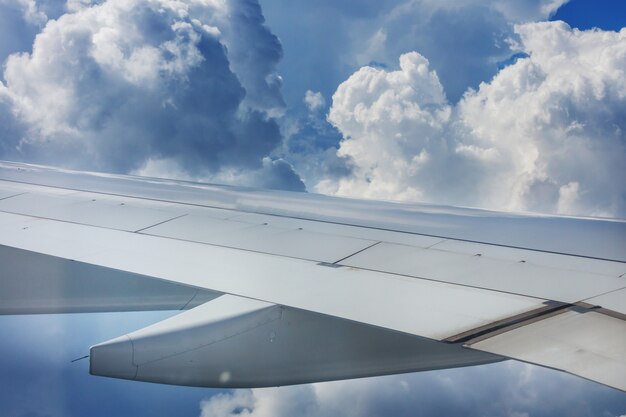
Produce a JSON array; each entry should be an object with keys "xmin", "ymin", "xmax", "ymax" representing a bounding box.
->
[
  {"xmin": 331, "ymin": 241, "xmax": 382, "ymax": 264},
  {"xmin": 134, "ymin": 213, "xmax": 189, "ymax": 233}
]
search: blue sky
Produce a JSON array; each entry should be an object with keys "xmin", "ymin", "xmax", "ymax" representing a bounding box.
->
[
  {"xmin": 551, "ymin": 0, "xmax": 626, "ymax": 31},
  {"xmin": 0, "ymin": 0, "xmax": 625, "ymax": 416}
]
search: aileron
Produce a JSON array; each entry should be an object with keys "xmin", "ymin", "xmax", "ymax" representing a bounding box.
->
[{"xmin": 470, "ymin": 309, "xmax": 626, "ymax": 392}]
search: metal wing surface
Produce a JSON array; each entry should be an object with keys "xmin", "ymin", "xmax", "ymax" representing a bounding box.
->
[{"xmin": 0, "ymin": 161, "xmax": 624, "ymax": 391}]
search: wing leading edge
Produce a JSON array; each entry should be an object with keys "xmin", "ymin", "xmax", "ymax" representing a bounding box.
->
[{"xmin": 0, "ymin": 161, "xmax": 624, "ymax": 391}]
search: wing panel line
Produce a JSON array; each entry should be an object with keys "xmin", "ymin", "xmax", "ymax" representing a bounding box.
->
[
  {"xmin": 0, "ymin": 191, "xmax": 27, "ymax": 201},
  {"xmin": 134, "ymin": 214, "xmax": 189, "ymax": 233},
  {"xmin": 331, "ymin": 241, "xmax": 382, "ymax": 264}
]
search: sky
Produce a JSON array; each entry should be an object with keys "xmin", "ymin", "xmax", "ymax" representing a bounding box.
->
[{"xmin": 0, "ymin": 0, "xmax": 625, "ymax": 416}]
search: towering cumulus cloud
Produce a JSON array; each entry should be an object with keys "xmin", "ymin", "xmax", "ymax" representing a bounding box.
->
[
  {"xmin": 320, "ymin": 22, "xmax": 626, "ymax": 217},
  {"xmin": 0, "ymin": 0, "xmax": 303, "ymax": 190}
]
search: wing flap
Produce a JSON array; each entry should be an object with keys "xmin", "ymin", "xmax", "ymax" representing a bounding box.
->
[{"xmin": 469, "ymin": 310, "xmax": 626, "ymax": 391}]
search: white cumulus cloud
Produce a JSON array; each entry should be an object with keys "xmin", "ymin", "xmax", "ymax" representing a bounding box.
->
[
  {"xmin": 0, "ymin": 0, "xmax": 303, "ymax": 190},
  {"xmin": 319, "ymin": 22, "xmax": 626, "ymax": 217},
  {"xmin": 304, "ymin": 90, "xmax": 325, "ymax": 112}
]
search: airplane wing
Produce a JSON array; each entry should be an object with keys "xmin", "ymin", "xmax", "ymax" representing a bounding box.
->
[{"xmin": 0, "ymin": 160, "xmax": 624, "ymax": 391}]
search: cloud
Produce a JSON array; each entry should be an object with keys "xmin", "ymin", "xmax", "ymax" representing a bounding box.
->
[
  {"xmin": 304, "ymin": 90, "xmax": 325, "ymax": 112},
  {"xmin": 200, "ymin": 385, "xmax": 320, "ymax": 417},
  {"xmin": 262, "ymin": 0, "xmax": 573, "ymax": 191},
  {"xmin": 278, "ymin": 98, "xmax": 349, "ymax": 189},
  {"xmin": 200, "ymin": 390, "xmax": 255, "ymax": 417},
  {"xmin": 352, "ymin": 3, "xmax": 513, "ymax": 102},
  {"xmin": 319, "ymin": 22, "xmax": 626, "ymax": 217},
  {"xmin": 210, "ymin": 0, "xmax": 285, "ymax": 116},
  {"xmin": 0, "ymin": 0, "xmax": 303, "ymax": 190},
  {"xmin": 262, "ymin": 0, "xmax": 569, "ymax": 108},
  {"xmin": 199, "ymin": 362, "xmax": 626, "ymax": 417}
]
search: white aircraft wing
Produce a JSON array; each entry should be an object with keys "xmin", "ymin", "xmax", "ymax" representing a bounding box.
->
[{"xmin": 0, "ymin": 161, "xmax": 624, "ymax": 391}]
